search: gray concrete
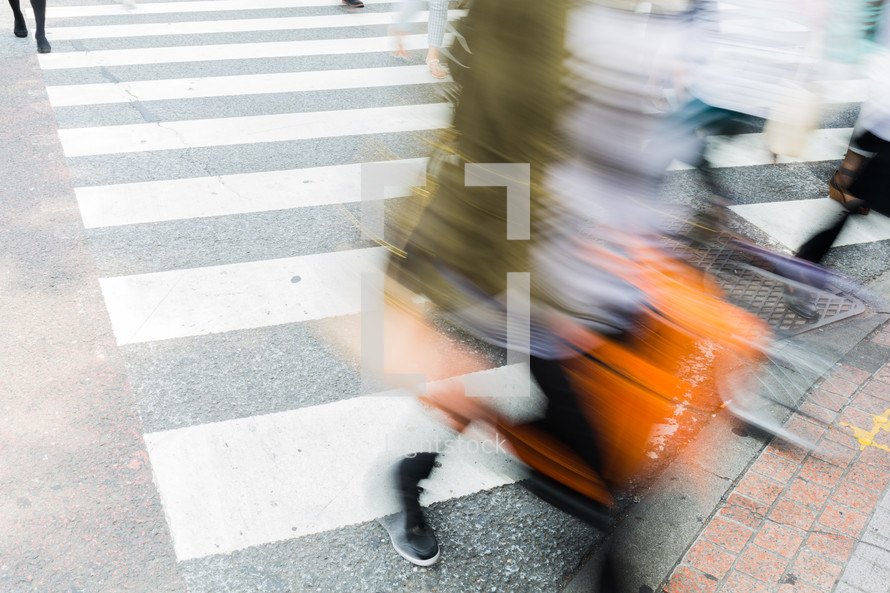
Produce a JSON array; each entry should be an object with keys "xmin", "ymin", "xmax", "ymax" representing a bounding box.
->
[
  {"xmin": 180, "ymin": 483, "xmax": 601, "ymax": 593},
  {"xmin": 837, "ymin": 487, "xmax": 890, "ymax": 593},
  {"xmin": 0, "ymin": 21, "xmax": 183, "ymax": 593}
]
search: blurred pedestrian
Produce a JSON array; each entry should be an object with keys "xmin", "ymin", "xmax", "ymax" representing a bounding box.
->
[
  {"xmin": 7, "ymin": 0, "xmax": 50, "ymax": 53},
  {"xmin": 390, "ymin": 0, "xmax": 450, "ymax": 78},
  {"xmin": 377, "ymin": 0, "xmax": 718, "ymax": 583},
  {"xmin": 341, "ymin": 0, "xmax": 364, "ymax": 9},
  {"xmin": 785, "ymin": 6, "xmax": 889, "ymax": 319}
]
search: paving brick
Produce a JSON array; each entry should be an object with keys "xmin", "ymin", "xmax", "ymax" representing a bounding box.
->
[
  {"xmin": 768, "ymin": 499, "xmax": 819, "ymax": 531},
  {"xmin": 847, "ymin": 462, "xmax": 890, "ymax": 491},
  {"xmin": 861, "ymin": 379, "xmax": 890, "ymax": 402},
  {"xmin": 701, "ymin": 516, "xmax": 755, "ymax": 554},
  {"xmin": 840, "ymin": 407, "xmax": 881, "ymax": 432},
  {"xmin": 871, "ymin": 429, "xmax": 890, "ymax": 451},
  {"xmin": 832, "ymin": 480, "xmax": 883, "ymax": 512},
  {"xmin": 809, "ymin": 388, "xmax": 850, "ymax": 412},
  {"xmin": 818, "ymin": 502, "xmax": 870, "ymax": 539},
  {"xmin": 822, "ymin": 423, "xmax": 862, "ymax": 448},
  {"xmin": 861, "ymin": 508, "xmax": 890, "ymax": 549},
  {"xmin": 720, "ymin": 494, "xmax": 769, "ymax": 530},
  {"xmin": 852, "ymin": 539, "xmax": 890, "ymax": 569},
  {"xmin": 831, "ymin": 364, "xmax": 873, "ymax": 385},
  {"xmin": 873, "ymin": 365, "xmax": 890, "ymax": 384},
  {"xmin": 776, "ymin": 581, "xmax": 824, "ymax": 593},
  {"xmin": 819, "ymin": 376, "xmax": 860, "ymax": 398},
  {"xmin": 792, "ymin": 550, "xmax": 844, "ymax": 590},
  {"xmin": 720, "ymin": 571, "xmax": 771, "ymax": 593},
  {"xmin": 766, "ymin": 440, "xmax": 809, "ymax": 465},
  {"xmin": 785, "ymin": 416, "xmax": 828, "ymax": 446},
  {"xmin": 839, "ymin": 555, "xmax": 890, "ymax": 593},
  {"xmin": 753, "ymin": 522, "xmax": 806, "ymax": 559},
  {"xmin": 852, "ymin": 392, "xmax": 890, "ymax": 416},
  {"xmin": 833, "ymin": 583, "xmax": 865, "ymax": 593},
  {"xmin": 805, "ymin": 532, "xmax": 856, "ymax": 560},
  {"xmin": 797, "ymin": 456, "xmax": 845, "ymax": 489},
  {"xmin": 859, "ymin": 446, "xmax": 890, "ymax": 472},
  {"xmin": 735, "ymin": 545, "xmax": 792, "ymax": 584},
  {"xmin": 785, "ymin": 477, "xmax": 831, "ymax": 509},
  {"xmin": 685, "ymin": 540, "xmax": 736, "ymax": 581},
  {"xmin": 750, "ymin": 452, "xmax": 799, "ymax": 484},
  {"xmin": 813, "ymin": 440, "xmax": 860, "ymax": 468},
  {"xmin": 872, "ymin": 331, "xmax": 890, "ymax": 348},
  {"xmin": 665, "ymin": 565, "xmax": 721, "ymax": 593},
  {"xmin": 735, "ymin": 473, "xmax": 785, "ymax": 507},
  {"xmin": 798, "ymin": 401, "xmax": 838, "ymax": 426}
]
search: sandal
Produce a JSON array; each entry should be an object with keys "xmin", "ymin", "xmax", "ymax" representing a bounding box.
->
[
  {"xmin": 829, "ymin": 167, "xmax": 869, "ymax": 215},
  {"xmin": 426, "ymin": 58, "xmax": 448, "ymax": 79}
]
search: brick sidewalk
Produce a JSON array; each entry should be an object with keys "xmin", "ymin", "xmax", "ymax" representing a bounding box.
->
[{"xmin": 664, "ymin": 321, "xmax": 890, "ymax": 593}]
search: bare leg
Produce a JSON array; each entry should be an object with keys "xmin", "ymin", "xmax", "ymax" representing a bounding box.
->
[
  {"xmin": 8, "ymin": 0, "xmax": 27, "ymax": 37},
  {"xmin": 425, "ymin": 0, "xmax": 448, "ymax": 78}
]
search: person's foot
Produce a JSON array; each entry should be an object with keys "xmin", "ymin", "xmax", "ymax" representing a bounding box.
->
[
  {"xmin": 783, "ymin": 286, "xmax": 818, "ymax": 320},
  {"xmin": 386, "ymin": 452, "xmax": 439, "ymax": 565},
  {"xmin": 341, "ymin": 0, "xmax": 364, "ymax": 7},
  {"xmin": 426, "ymin": 58, "xmax": 448, "ymax": 79},
  {"xmin": 36, "ymin": 33, "xmax": 51, "ymax": 54},
  {"xmin": 829, "ymin": 169, "xmax": 869, "ymax": 214},
  {"xmin": 381, "ymin": 511, "xmax": 440, "ymax": 566},
  {"xmin": 13, "ymin": 13, "xmax": 27, "ymax": 38}
]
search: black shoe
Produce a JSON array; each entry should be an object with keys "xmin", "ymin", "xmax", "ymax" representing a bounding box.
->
[
  {"xmin": 36, "ymin": 34, "xmax": 51, "ymax": 54},
  {"xmin": 387, "ymin": 452, "xmax": 439, "ymax": 565},
  {"xmin": 341, "ymin": 0, "xmax": 364, "ymax": 6},
  {"xmin": 381, "ymin": 512, "xmax": 440, "ymax": 566},
  {"xmin": 784, "ymin": 286, "xmax": 819, "ymax": 320},
  {"xmin": 13, "ymin": 14, "xmax": 27, "ymax": 37}
]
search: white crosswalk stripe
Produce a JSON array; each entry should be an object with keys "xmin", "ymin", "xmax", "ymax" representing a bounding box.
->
[
  {"xmin": 48, "ymin": 10, "xmax": 466, "ymax": 40},
  {"xmin": 100, "ymin": 247, "xmax": 385, "ymax": 344},
  {"xmin": 50, "ymin": 0, "xmax": 395, "ymax": 18},
  {"xmin": 47, "ymin": 65, "xmax": 447, "ymax": 106},
  {"xmin": 58, "ymin": 103, "xmax": 450, "ymax": 156},
  {"xmin": 39, "ymin": 1, "xmax": 885, "ymax": 590},
  {"xmin": 146, "ymin": 365, "xmax": 527, "ymax": 561},
  {"xmin": 38, "ymin": 34, "xmax": 437, "ymax": 68},
  {"xmin": 76, "ymin": 158, "xmax": 427, "ymax": 228}
]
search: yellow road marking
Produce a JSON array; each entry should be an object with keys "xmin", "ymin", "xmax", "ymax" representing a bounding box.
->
[{"xmin": 841, "ymin": 408, "xmax": 890, "ymax": 452}]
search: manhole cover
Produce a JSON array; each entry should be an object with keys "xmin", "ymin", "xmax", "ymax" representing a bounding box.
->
[{"xmin": 676, "ymin": 233, "xmax": 866, "ymax": 337}]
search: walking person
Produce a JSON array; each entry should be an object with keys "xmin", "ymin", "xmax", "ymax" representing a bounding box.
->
[
  {"xmin": 784, "ymin": 7, "xmax": 890, "ymax": 319},
  {"xmin": 8, "ymin": 0, "xmax": 50, "ymax": 53},
  {"xmin": 390, "ymin": 0, "xmax": 450, "ymax": 78},
  {"xmin": 374, "ymin": 2, "xmax": 721, "ymax": 587}
]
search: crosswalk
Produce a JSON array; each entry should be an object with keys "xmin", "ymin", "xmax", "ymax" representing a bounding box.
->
[{"xmin": 40, "ymin": 1, "xmax": 889, "ymax": 591}]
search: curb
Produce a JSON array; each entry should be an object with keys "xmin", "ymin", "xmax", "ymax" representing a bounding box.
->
[{"xmin": 562, "ymin": 271, "xmax": 890, "ymax": 593}]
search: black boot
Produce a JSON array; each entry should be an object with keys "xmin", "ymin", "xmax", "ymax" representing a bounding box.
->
[
  {"xmin": 8, "ymin": 0, "xmax": 27, "ymax": 37},
  {"xmin": 30, "ymin": 0, "xmax": 49, "ymax": 53},
  {"xmin": 384, "ymin": 452, "xmax": 440, "ymax": 566}
]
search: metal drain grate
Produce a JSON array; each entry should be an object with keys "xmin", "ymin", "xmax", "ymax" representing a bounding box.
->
[{"xmin": 677, "ymin": 234, "xmax": 866, "ymax": 337}]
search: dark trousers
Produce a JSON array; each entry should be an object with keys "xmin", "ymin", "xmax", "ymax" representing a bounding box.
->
[
  {"xmin": 796, "ymin": 131, "xmax": 890, "ymax": 265},
  {"xmin": 528, "ymin": 355, "xmax": 603, "ymax": 476}
]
